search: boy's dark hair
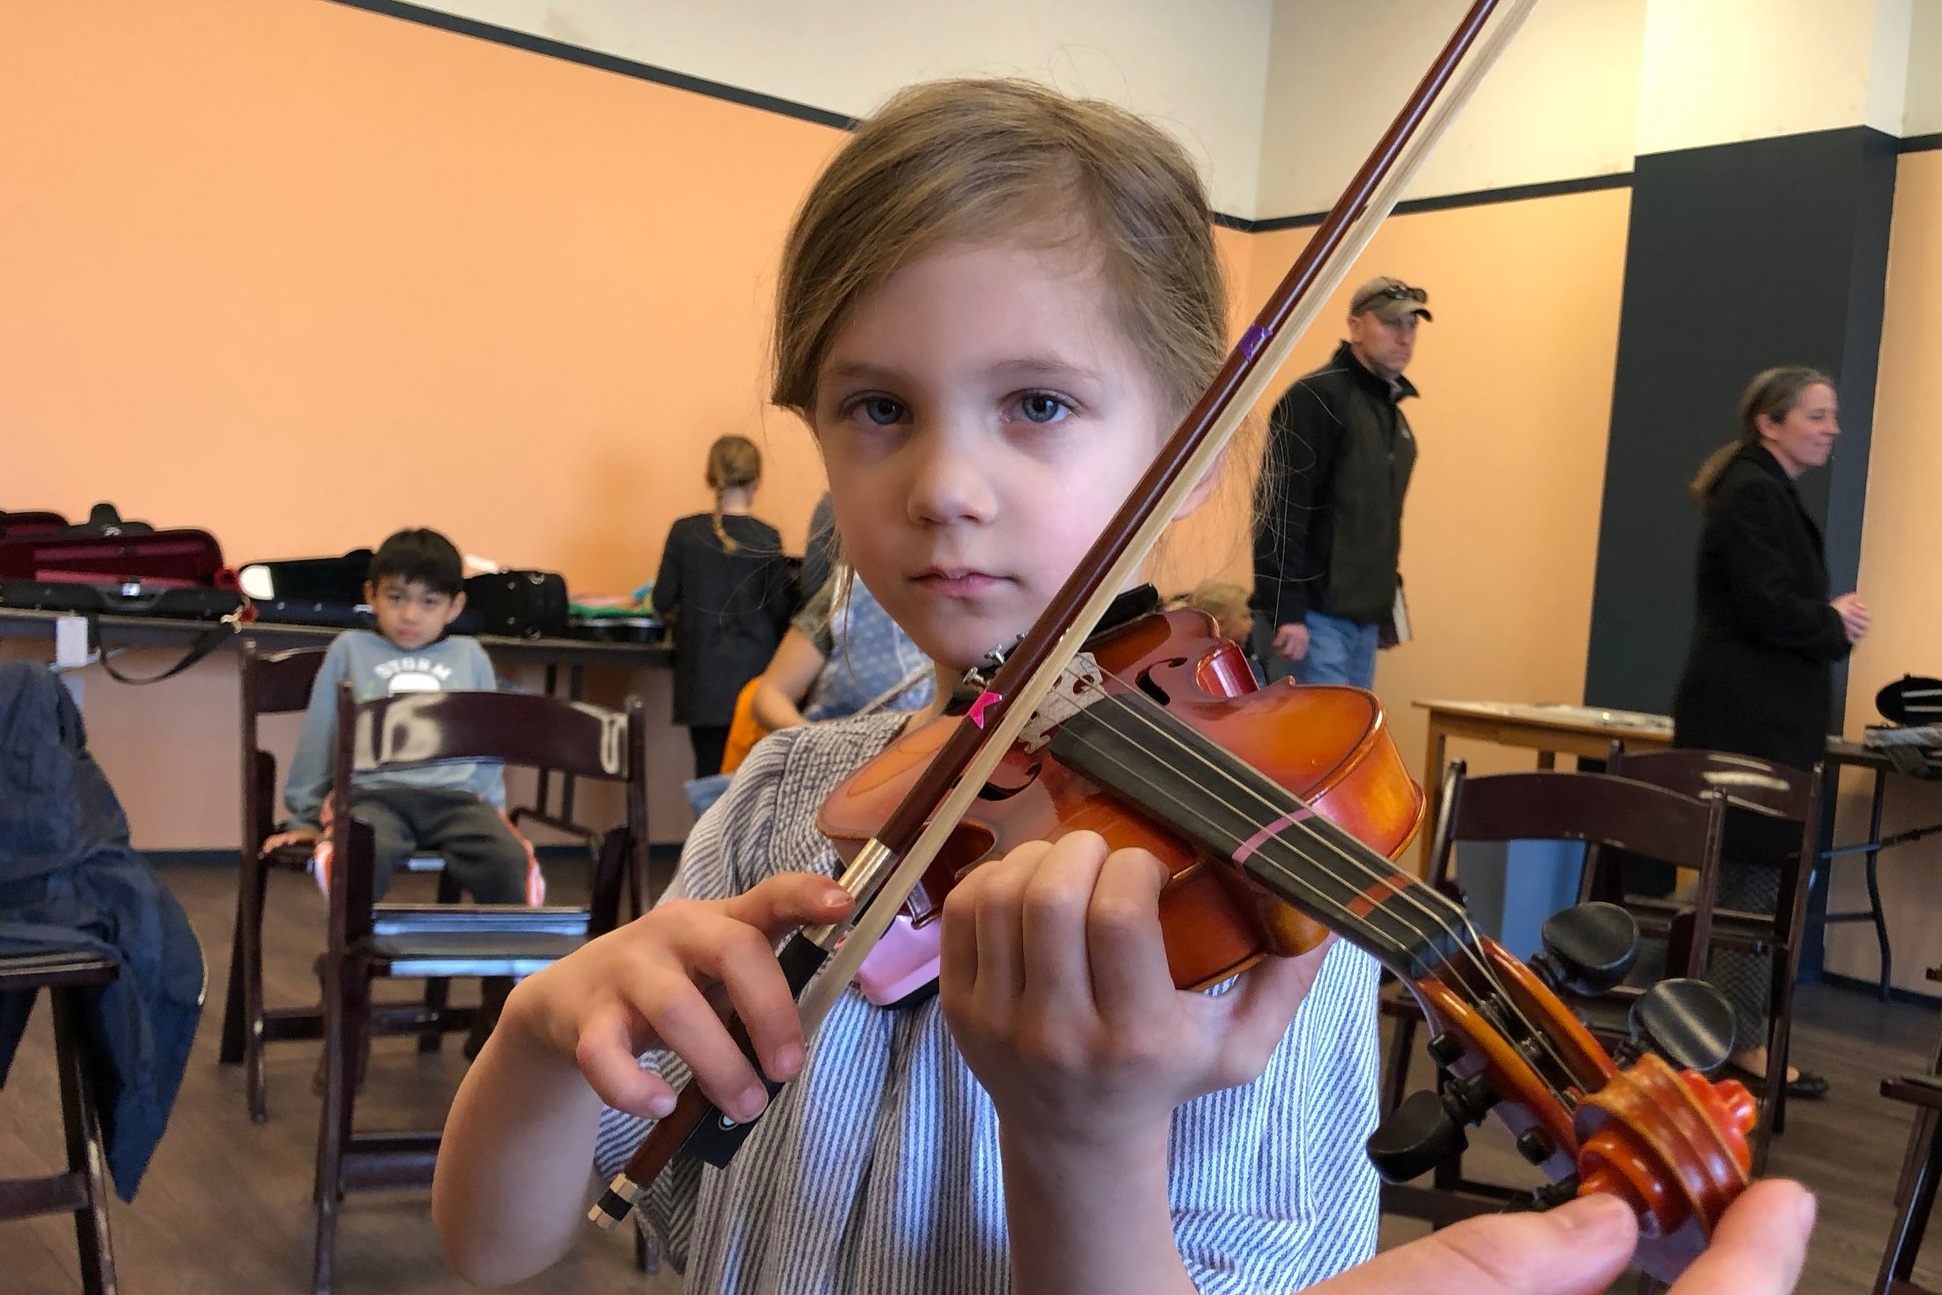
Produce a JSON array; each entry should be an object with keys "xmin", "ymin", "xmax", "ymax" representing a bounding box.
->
[{"xmin": 368, "ymin": 528, "xmax": 464, "ymax": 596}]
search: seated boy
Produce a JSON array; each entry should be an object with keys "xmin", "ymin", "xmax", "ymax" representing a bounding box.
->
[{"xmin": 263, "ymin": 528, "xmax": 541, "ymax": 908}]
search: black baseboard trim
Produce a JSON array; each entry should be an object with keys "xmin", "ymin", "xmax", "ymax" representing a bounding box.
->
[
  {"xmin": 1900, "ymin": 132, "xmax": 1942, "ymax": 155},
  {"xmin": 149, "ymin": 849, "xmax": 243, "ymax": 867},
  {"xmin": 1819, "ymin": 970, "xmax": 1942, "ymax": 1007}
]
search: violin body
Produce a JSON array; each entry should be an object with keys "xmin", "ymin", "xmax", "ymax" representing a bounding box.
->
[{"xmin": 817, "ymin": 608, "xmax": 1425, "ymax": 990}]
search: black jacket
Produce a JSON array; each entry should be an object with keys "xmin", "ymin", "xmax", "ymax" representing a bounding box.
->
[
  {"xmin": 654, "ymin": 513, "xmax": 795, "ymax": 727},
  {"xmin": 0, "ymin": 663, "xmax": 204, "ymax": 1201},
  {"xmin": 1251, "ymin": 340, "xmax": 1418, "ymax": 627},
  {"xmin": 1671, "ymin": 446, "xmax": 1852, "ymax": 772}
]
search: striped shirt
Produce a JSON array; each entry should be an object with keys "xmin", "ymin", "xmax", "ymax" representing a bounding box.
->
[{"xmin": 595, "ymin": 713, "xmax": 1382, "ymax": 1294}]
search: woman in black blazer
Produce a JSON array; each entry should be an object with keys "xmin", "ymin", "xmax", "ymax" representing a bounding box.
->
[{"xmin": 1671, "ymin": 366, "xmax": 1869, "ymax": 1099}]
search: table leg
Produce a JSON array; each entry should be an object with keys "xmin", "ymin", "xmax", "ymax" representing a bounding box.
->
[
  {"xmin": 1868, "ymin": 768, "xmax": 1892, "ymax": 1001},
  {"xmin": 1802, "ymin": 759, "xmax": 1842, "ymax": 983},
  {"xmin": 532, "ymin": 663, "xmax": 561, "ymax": 817},
  {"xmin": 1419, "ymin": 724, "xmax": 1448, "ymax": 878},
  {"xmin": 1535, "ymin": 750, "xmax": 1556, "ymax": 771}
]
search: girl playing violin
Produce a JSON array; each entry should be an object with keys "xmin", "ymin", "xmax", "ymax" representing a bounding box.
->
[{"xmin": 433, "ymin": 77, "xmax": 1814, "ymax": 1295}]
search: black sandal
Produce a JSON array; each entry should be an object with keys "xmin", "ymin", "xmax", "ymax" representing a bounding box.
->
[{"xmin": 1723, "ymin": 1061, "xmax": 1830, "ymax": 1101}]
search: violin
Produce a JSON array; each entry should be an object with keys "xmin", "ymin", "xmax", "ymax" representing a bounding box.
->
[
  {"xmin": 819, "ymin": 604, "xmax": 1756, "ymax": 1280},
  {"xmin": 591, "ymin": 0, "xmax": 1759, "ymax": 1279}
]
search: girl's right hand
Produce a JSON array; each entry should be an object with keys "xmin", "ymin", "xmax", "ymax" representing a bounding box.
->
[
  {"xmin": 1832, "ymin": 592, "xmax": 1870, "ymax": 642},
  {"xmin": 502, "ymin": 873, "xmax": 853, "ymax": 1125}
]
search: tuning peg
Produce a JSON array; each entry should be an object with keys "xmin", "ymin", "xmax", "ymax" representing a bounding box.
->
[
  {"xmin": 1516, "ymin": 1176, "xmax": 1582, "ymax": 1212},
  {"xmin": 1365, "ymin": 1073, "xmax": 1500, "ymax": 1184},
  {"xmin": 1530, "ymin": 902, "xmax": 1639, "ymax": 996},
  {"xmin": 1627, "ymin": 978, "xmax": 1736, "ymax": 1074},
  {"xmin": 1367, "ymin": 1089, "xmax": 1468, "ymax": 1183}
]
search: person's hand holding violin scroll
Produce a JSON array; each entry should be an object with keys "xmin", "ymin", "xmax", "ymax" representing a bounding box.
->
[{"xmin": 1315, "ymin": 1178, "xmax": 1814, "ymax": 1295}]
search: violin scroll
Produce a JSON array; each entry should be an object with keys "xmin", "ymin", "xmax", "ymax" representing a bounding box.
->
[
  {"xmin": 1395, "ymin": 933, "xmax": 1757, "ymax": 1280},
  {"xmin": 1577, "ymin": 1056, "xmax": 1757, "ymax": 1239}
]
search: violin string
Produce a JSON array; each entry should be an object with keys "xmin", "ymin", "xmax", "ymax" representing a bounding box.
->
[
  {"xmin": 1071, "ymin": 688, "xmax": 1583, "ymax": 1104},
  {"xmin": 1092, "ymin": 682, "xmax": 1590, "ymax": 1098},
  {"xmin": 1059, "ymin": 669, "xmax": 1472, "ymax": 958},
  {"xmin": 1063, "ymin": 669, "xmax": 1587, "ymax": 1100}
]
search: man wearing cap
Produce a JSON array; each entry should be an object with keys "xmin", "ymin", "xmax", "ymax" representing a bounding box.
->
[{"xmin": 1250, "ymin": 276, "xmax": 1430, "ymax": 689}]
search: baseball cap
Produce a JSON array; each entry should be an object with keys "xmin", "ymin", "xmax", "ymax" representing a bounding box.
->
[{"xmin": 1350, "ymin": 276, "xmax": 1432, "ymax": 323}]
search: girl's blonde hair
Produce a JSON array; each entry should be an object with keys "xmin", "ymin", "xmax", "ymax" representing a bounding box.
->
[
  {"xmin": 1689, "ymin": 366, "xmax": 1835, "ymax": 502},
  {"xmin": 770, "ymin": 78, "xmax": 1228, "ymax": 425},
  {"xmin": 705, "ymin": 434, "xmax": 762, "ymax": 551}
]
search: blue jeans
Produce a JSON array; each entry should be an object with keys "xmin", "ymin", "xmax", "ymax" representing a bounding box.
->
[{"xmin": 1254, "ymin": 611, "xmax": 1378, "ymax": 688}]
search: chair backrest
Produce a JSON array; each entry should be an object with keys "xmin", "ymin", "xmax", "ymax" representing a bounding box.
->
[
  {"xmin": 347, "ymin": 689, "xmax": 634, "ymax": 781},
  {"xmin": 1604, "ymin": 746, "xmax": 1821, "ymax": 952},
  {"xmin": 1607, "ymin": 747, "xmax": 1814, "ymax": 823},
  {"xmin": 327, "ymin": 684, "xmax": 650, "ymax": 942},
  {"xmin": 239, "ymin": 641, "xmax": 328, "ymax": 855},
  {"xmin": 1428, "ymin": 762, "xmax": 1726, "ymax": 892}
]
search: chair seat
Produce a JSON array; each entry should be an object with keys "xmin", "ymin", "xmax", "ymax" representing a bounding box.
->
[
  {"xmin": 1883, "ymin": 1075, "xmax": 1942, "ymax": 1111},
  {"xmin": 368, "ymin": 904, "xmax": 589, "ymax": 936},
  {"xmin": 354, "ymin": 929, "xmax": 586, "ymax": 979},
  {"xmin": 0, "ymin": 950, "xmax": 118, "ymax": 993},
  {"xmin": 261, "ymin": 844, "xmax": 442, "ymax": 872}
]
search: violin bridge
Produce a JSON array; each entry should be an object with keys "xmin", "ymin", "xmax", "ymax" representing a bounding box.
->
[{"xmin": 1018, "ymin": 653, "xmax": 1105, "ymax": 752}]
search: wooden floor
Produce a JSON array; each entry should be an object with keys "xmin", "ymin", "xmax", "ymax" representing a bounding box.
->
[{"xmin": 4, "ymin": 861, "xmax": 1940, "ymax": 1294}]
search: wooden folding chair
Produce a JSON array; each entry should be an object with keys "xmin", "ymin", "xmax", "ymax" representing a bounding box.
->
[
  {"xmin": 1597, "ymin": 746, "xmax": 1820, "ymax": 1169},
  {"xmin": 1875, "ymin": 967, "xmax": 1942, "ymax": 1295},
  {"xmin": 0, "ymin": 951, "xmax": 120, "ymax": 1295},
  {"xmin": 217, "ymin": 642, "xmax": 466, "ymax": 1123},
  {"xmin": 310, "ymin": 685, "xmax": 648, "ymax": 1295},
  {"xmin": 1380, "ymin": 760, "xmax": 1727, "ymax": 1226}
]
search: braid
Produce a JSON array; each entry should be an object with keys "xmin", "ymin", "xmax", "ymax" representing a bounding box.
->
[{"xmin": 712, "ymin": 498, "xmax": 739, "ymax": 553}]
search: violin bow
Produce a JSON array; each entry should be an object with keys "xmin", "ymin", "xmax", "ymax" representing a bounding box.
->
[{"xmin": 593, "ymin": 0, "xmax": 1539, "ymax": 1227}]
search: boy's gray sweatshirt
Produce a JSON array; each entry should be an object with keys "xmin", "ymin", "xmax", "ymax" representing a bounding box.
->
[{"xmin": 282, "ymin": 630, "xmax": 505, "ymax": 832}]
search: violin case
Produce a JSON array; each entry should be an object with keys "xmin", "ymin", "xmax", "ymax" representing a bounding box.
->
[
  {"xmin": 1867, "ymin": 675, "xmax": 1942, "ymax": 776},
  {"xmin": 565, "ymin": 610, "xmax": 663, "ymax": 644},
  {"xmin": 0, "ymin": 509, "xmax": 70, "ymax": 538},
  {"xmin": 0, "ymin": 527, "xmax": 242, "ymax": 622},
  {"xmin": 238, "ymin": 549, "xmax": 373, "ymax": 627},
  {"xmin": 459, "ymin": 570, "xmax": 570, "ymax": 640},
  {"xmin": 0, "ymin": 526, "xmax": 246, "ymax": 683}
]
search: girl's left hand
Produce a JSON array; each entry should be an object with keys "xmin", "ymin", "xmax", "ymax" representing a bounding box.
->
[{"xmin": 938, "ymin": 830, "xmax": 1330, "ymax": 1146}]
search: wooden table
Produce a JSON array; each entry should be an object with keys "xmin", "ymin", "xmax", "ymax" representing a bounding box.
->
[{"xmin": 1412, "ymin": 699, "xmax": 1675, "ymax": 873}]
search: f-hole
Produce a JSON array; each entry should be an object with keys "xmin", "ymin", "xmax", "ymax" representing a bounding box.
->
[{"xmin": 1136, "ymin": 660, "xmax": 1193, "ymax": 706}]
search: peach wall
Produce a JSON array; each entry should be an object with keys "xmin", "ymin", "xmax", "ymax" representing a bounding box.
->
[
  {"xmin": 1825, "ymin": 149, "xmax": 1942, "ymax": 994},
  {"xmin": 0, "ymin": 0, "xmax": 841, "ymax": 589},
  {"xmin": 1239, "ymin": 191, "xmax": 1634, "ymax": 790}
]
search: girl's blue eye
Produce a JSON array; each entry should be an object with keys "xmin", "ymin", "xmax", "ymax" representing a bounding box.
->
[
  {"xmin": 1020, "ymin": 392, "xmax": 1068, "ymax": 423},
  {"xmin": 860, "ymin": 397, "xmax": 904, "ymax": 426}
]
